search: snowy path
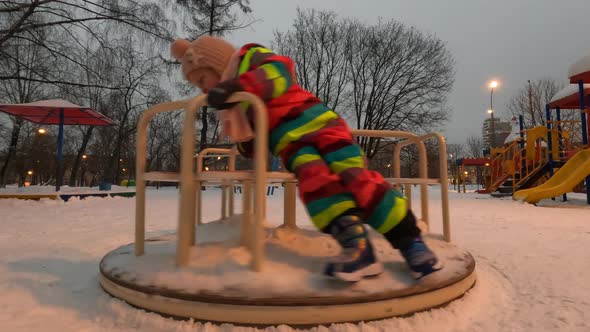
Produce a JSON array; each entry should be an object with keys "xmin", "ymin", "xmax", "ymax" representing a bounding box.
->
[{"xmin": 0, "ymin": 188, "xmax": 588, "ymax": 331}]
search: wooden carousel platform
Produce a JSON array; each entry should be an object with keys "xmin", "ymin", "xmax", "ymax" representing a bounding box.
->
[{"xmin": 99, "ymin": 216, "xmax": 476, "ymax": 326}]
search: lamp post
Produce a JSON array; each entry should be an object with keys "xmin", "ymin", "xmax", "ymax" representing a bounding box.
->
[
  {"xmin": 449, "ymin": 153, "xmax": 456, "ymax": 190},
  {"xmin": 488, "ymin": 80, "xmax": 499, "ymax": 149}
]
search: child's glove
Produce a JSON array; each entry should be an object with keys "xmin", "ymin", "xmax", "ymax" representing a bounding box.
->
[{"xmin": 207, "ymin": 79, "xmax": 243, "ymax": 109}]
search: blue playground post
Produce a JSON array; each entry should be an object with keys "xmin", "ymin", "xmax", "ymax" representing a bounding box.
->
[
  {"xmin": 546, "ymin": 105, "xmax": 554, "ymax": 177},
  {"xmin": 556, "ymin": 107, "xmax": 563, "ymax": 160},
  {"xmin": 546, "ymin": 105, "xmax": 556, "ymax": 201},
  {"xmin": 556, "ymin": 107, "xmax": 567, "ymax": 201},
  {"xmin": 56, "ymin": 108, "xmax": 64, "ymax": 192},
  {"xmin": 519, "ymin": 115, "xmax": 526, "ymax": 171},
  {"xmin": 577, "ymin": 80, "xmax": 590, "ymax": 204}
]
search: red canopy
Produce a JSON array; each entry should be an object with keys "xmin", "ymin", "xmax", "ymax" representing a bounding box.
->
[
  {"xmin": 0, "ymin": 99, "xmax": 114, "ymax": 126},
  {"xmin": 569, "ymin": 72, "xmax": 590, "ymax": 84},
  {"xmin": 568, "ymin": 54, "xmax": 590, "ymax": 83},
  {"xmin": 548, "ymin": 85, "xmax": 590, "ymax": 109},
  {"xmin": 460, "ymin": 158, "xmax": 491, "ymax": 166}
]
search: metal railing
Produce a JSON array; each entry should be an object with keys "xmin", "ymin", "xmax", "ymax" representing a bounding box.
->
[{"xmin": 134, "ymin": 93, "xmax": 452, "ymax": 272}]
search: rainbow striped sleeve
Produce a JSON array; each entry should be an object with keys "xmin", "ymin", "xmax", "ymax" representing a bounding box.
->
[{"xmin": 236, "ymin": 44, "xmax": 295, "ymax": 101}]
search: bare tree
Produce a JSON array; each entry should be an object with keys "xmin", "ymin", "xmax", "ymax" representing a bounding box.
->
[
  {"xmin": 272, "ymin": 8, "xmax": 349, "ymax": 110},
  {"xmin": 172, "ymin": 0, "xmax": 254, "ymax": 151},
  {"xmin": 344, "ymin": 19, "xmax": 454, "ymax": 157},
  {"xmin": 0, "ymin": 0, "xmax": 171, "ymax": 47},
  {"xmin": 445, "ymin": 142, "xmax": 464, "ymax": 186},
  {"xmin": 101, "ymin": 37, "xmax": 169, "ymax": 183},
  {"xmin": 0, "ymin": 29, "xmax": 54, "ymax": 187},
  {"xmin": 146, "ymin": 112, "xmax": 183, "ymax": 172},
  {"xmin": 60, "ymin": 39, "xmax": 119, "ymax": 186},
  {"xmin": 466, "ymin": 135, "xmax": 484, "ymax": 158},
  {"xmin": 1, "ymin": 2, "xmax": 179, "ymax": 187},
  {"xmin": 507, "ymin": 78, "xmax": 566, "ymax": 128},
  {"xmin": 0, "ymin": 0, "xmax": 172, "ymax": 88},
  {"xmin": 274, "ymin": 12, "xmax": 454, "ymax": 158},
  {"xmin": 447, "ymin": 143, "xmax": 464, "ymax": 161},
  {"xmin": 173, "ymin": 0, "xmax": 253, "ymax": 39}
]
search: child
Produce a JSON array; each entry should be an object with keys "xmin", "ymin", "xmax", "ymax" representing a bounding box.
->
[{"xmin": 171, "ymin": 35, "xmax": 442, "ymax": 281}]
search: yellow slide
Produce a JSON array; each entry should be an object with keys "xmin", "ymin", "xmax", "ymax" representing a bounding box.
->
[{"xmin": 513, "ymin": 149, "xmax": 590, "ymax": 204}]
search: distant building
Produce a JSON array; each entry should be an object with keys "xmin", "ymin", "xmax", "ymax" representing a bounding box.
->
[{"xmin": 482, "ymin": 118, "xmax": 512, "ymax": 149}]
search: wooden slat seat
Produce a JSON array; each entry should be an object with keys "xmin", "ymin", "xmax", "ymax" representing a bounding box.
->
[
  {"xmin": 143, "ymin": 171, "xmax": 181, "ymax": 182},
  {"xmin": 197, "ymin": 170, "xmax": 295, "ymax": 182},
  {"xmin": 385, "ymin": 178, "xmax": 441, "ymax": 185}
]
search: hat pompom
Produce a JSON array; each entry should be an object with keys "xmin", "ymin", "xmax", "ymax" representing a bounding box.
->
[
  {"xmin": 171, "ymin": 39, "xmax": 191, "ymax": 60},
  {"xmin": 173, "ymin": 35, "xmax": 237, "ymax": 82}
]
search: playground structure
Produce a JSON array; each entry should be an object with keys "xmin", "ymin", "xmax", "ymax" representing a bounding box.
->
[
  {"xmin": 486, "ymin": 57, "xmax": 590, "ymax": 204},
  {"xmin": 98, "ymin": 93, "xmax": 476, "ymax": 326},
  {"xmin": 487, "ymin": 112, "xmax": 589, "ymax": 201},
  {"xmin": 454, "ymin": 158, "xmax": 490, "ymax": 193},
  {"xmin": 487, "ymin": 115, "xmax": 570, "ymax": 197}
]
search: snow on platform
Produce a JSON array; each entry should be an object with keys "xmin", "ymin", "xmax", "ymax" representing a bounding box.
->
[{"xmin": 100, "ymin": 216, "xmax": 473, "ymax": 305}]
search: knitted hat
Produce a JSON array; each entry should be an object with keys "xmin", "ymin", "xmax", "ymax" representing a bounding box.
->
[{"xmin": 170, "ymin": 35, "xmax": 236, "ymax": 80}]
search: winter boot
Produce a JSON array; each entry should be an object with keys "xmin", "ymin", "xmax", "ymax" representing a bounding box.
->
[
  {"xmin": 324, "ymin": 215, "xmax": 383, "ymax": 282},
  {"xmin": 383, "ymin": 211, "xmax": 442, "ymax": 279}
]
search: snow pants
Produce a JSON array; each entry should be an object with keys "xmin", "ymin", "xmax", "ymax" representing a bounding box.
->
[{"xmin": 272, "ymin": 103, "xmax": 416, "ymax": 235}]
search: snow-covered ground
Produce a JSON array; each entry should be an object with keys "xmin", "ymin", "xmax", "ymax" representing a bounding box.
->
[
  {"xmin": 0, "ymin": 186, "xmax": 589, "ymax": 332},
  {"xmin": 0, "ymin": 184, "xmax": 135, "ymax": 194}
]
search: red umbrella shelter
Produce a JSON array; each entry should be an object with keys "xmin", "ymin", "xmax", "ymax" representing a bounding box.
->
[{"xmin": 0, "ymin": 99, "xmax": 115, "ymax": 191}]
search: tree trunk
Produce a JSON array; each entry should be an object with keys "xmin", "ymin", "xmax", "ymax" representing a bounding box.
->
[
  {"xmin": 112, "ymin": 136, "xmax": 122, "ymax": 185},
  {"xmin": 68, "ymin": 126, "xmax": 94, "ymax": 187},
  {"xmin": 199, "ymin": 1, "xmax": 215, "ymax": 153},
  {"xmin": 199, "ymin": 106, "xmax": 209, "ymax": 152},
  {"xmin": 0, "ymin": 118, "xmax": 23, "ymax": 187}
]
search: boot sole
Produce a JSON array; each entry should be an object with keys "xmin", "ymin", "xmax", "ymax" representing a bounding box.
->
[
  {"xmin": 332, "ymin": 262, "xmax": 384, "ymax": 282},
  {"xmin": 411, "ymin": 260, "xmax": 444, "ymax": 280}
]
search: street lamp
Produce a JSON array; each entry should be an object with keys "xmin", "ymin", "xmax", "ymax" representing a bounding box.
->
[
  {"xmin": 488, "ymin": 80, "xmax": 499, "ymax": 148},
  {"xmin": 487, "ymin": 108, "xmax": 494, "ymax": 147},
  {"xmin": 37, "ymin": 128, "xmax": 47, "ymax": 134}
]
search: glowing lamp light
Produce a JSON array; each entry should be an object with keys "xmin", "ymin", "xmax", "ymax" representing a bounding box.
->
[
  {"xmin": 37, "ymin": 128, "xmax": 46, "ymax": 134},
  {"xmin": 27, "ymin": 170, "xmax": 33, "ymax": 175},
  {"xmin": 487, "ymin": 109, "xmax": 493, "ymax": 114},
  {"xmin": 489, "ymin": 80, "xmax": 498, "ymax": 89},
  {"xmin": 82, "ymin": 154, "xmax": 87, "ymax": 159}
]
